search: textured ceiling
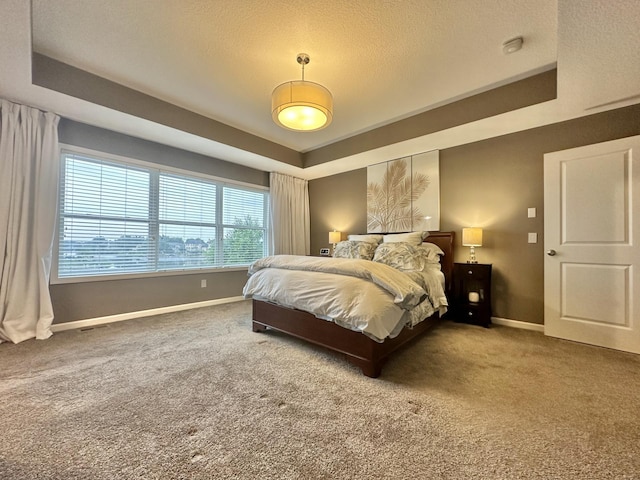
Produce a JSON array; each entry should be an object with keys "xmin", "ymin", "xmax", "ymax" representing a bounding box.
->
[
  {"xmin": 31, "ymin": 0, "xmax": 557, "ymax": 152},
  {"xmin": 1, "ymin": 1, "xmax": 639, "ymax": 179}
]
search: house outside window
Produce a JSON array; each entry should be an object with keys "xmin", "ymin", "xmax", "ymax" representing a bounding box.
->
[{"xmin": 54, "ymin": 147, "xmax": 269, "ymax": 282}]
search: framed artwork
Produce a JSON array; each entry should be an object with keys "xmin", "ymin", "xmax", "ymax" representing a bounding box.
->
[{"xmin": 367, "ymin": 150, "xmax": 440, "ymax": 232}]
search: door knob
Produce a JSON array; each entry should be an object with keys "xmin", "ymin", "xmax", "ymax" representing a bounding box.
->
[{"xmin": 547, "ymin": 249, "xmax": 557, "ymax": 256}]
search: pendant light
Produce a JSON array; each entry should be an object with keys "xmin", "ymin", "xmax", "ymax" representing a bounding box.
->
[{"xmin": 271, "ymin": 53, "xmax": 333, "ymax": 131}]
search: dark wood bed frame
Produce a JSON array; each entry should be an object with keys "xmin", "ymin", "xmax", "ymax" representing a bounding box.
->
[{"xmin": 252, "ymin": 231, "xmax": 455, "ymax": 378}]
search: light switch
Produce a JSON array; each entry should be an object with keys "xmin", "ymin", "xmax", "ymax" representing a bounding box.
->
[
  {"xmin": 528, "ymin": 208, "xmax": 536, "ymax": 218},
  {"xmin": 528, "ymin": 232, "xmax": 538, "ymax": 243}
]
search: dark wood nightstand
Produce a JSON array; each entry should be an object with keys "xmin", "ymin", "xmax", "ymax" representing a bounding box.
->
[{"xmin": 451, "ymin": 263, "xmax": 492, "ymax": 327}]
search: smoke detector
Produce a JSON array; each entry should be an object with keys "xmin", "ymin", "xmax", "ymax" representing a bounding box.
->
[{"xmin": 502, "ymin": 37, "xmax": 523, "ymax": 55}]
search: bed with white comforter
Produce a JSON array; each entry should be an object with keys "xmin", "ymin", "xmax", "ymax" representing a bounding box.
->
[
  {"xmin": 244, "ymin": 232, "xmax": 454, "ymax": 377},
  {"xmin": 243, "ymin": 254, "xmax": 447, "ymax": 342}
]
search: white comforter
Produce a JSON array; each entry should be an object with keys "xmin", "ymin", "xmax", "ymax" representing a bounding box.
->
[{"xmin": 243, "ymin": 255, "xmax": 447, "ymax": 342}]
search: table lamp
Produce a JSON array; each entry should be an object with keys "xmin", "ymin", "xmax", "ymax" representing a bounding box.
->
[
  {"xmin": 329, "ymin": 231, "xmax": 342, "ymax": 254},
  {"xmin": 462, "ymin": 227, "xmax": 483, "ymax": 263}
]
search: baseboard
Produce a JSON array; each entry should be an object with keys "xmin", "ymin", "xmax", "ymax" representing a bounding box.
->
[
  {"xmin": 51, "ymin": 296, "xmax": 246, "ymax": 333},
  {"xmin": 491, "ymin": 316, "xmax": 544, "ymax": 332},
  {"xmin": 51, "ymin": 301, "xmax": 543, "ymax": 334}
]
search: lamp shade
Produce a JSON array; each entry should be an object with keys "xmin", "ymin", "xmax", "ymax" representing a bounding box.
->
[
  {"xmin": 272, "ymin": 80, "xmax": 333, "ymax": 131},
  {"xmin": 462, "ymin": 227, "xmax": 483, "ymax": 247},
  {"xmin": 329, "ymin": 231, "xmax": 342, "ymax": 244}
]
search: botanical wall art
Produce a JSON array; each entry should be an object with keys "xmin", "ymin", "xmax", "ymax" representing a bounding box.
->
[{"xmin": 367, "ymin": 150, "xmax": 440, "ymax": 232}]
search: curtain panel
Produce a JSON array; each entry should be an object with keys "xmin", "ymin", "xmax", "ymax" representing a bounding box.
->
[
  {"xmin": 0, "ymin": 99, "xmax": 60, "ymax": 343},
  {"xmin": 269, "ymin": 172, "xmax": 310, "ymax": 255}
]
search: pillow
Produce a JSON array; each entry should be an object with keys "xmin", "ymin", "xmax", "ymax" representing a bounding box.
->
[
  {"xmin": 347, "ymin": 234, "xmax": 383, "ymax": 244},
  {"xmin": 423, "ymin": 262, "xmax": 442, "ymax": 271},
  {"xmin": 333, "ymin": 241, "xmax": 377, "ymax": 260},
  {"xmin": 372, "ymin": 242, "xmax": 425, "ymax": 271},
  {"xmin": 418, "ymin": 242, "xmax": 445, "ymax": 263},
  {"xmin": 382, "ymin": 231, "xmax": 429, "ymax": 246}
]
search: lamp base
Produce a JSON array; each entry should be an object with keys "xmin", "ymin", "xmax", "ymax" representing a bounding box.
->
[{"xmin": 467, "ymin": 246, "xmax": 478, "ymax": 264}]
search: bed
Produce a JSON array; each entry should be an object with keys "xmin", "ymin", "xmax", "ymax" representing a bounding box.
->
[{"xmin": 243, "ymin": 231, "xmax": 454, "ymax": 377}]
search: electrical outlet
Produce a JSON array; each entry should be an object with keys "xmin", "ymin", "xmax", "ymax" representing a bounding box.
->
[{"xmin": 200, "ymin": 279, "xmax": 207, "ymax": 288}]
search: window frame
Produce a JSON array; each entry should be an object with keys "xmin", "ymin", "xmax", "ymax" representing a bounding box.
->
[{"xmin": 51, "ymin": 145, "xmax": 269, "ymax": 284}]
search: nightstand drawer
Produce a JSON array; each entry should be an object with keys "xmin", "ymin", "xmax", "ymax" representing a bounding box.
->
[
  {"xmin": 459, "ymin": 265, "xmax": 490, "ymax": 282},
  {"xmin": 456, "ymin": 304, "xmax": 491, "ymax": 327}
]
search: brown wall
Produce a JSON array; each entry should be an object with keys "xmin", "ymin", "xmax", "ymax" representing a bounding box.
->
[
  {"xmin": 51, "ymin": 270, "xmax": 249, "ymax": 322},
  {"xmin": 54, "ymin": 104, "xmax": 640, "ymax": 325},
  {"xmin": 309, "ymin": 169, "xmax": 368, "ymax": 252},
  {"xmin": 309, "ymin": 104, "xmax": 640, "ymax": 324},
  {"xmin": 51, "ymin": 119, "xmax": 267, "ymax": 324}
]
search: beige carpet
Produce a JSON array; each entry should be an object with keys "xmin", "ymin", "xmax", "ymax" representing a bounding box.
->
[{"xmin": 1, "ymin": 300, "xmax": 639, "ymax": 479}]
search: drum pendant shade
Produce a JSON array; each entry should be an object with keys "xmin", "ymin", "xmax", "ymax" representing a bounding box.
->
[{"xmin": 271, "ymin": 54, "xmax": 333, "ymax": 132}]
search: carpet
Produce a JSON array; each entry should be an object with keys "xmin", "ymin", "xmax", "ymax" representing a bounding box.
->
[{"xmin": 1, "ymin": 300, "xmax": 639, "ymax": 479}]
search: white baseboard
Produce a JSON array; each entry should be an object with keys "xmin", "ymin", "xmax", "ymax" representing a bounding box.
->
[
  {"xmin": 51, "ymin": 296, "xmax": 246, "ymax": 333},
  {"xmin": 51, "ymin": 300, "xmax": 544, "ymax": 334},
  {"xmin": 491, "ymin": 316, "xmax": 544, "ymax": 332}
]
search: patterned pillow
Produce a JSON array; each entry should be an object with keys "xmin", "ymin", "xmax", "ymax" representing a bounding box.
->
[
  {"xmin": 418, "ymin": 242, "xmax": 445, "ymax": 263},
  {"xmin": 333, "ymin": 241, "xmax": 377, "ymax": 260},
  {"xmin": 372, "ymin": 242, "xmax": 425, "ymax": 271}
]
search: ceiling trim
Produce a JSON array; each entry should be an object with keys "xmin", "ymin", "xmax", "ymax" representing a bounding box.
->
[
  {"xmin": 33, "ymin": 52, "xmax": 556, "ymax": 171},
  {"xmin": 302, "ymin": 68, "xmax": 557, "ymax": 167},
  {"xmin": 32, "ymin": 52, "xmax": 304, "ymax": 168}
]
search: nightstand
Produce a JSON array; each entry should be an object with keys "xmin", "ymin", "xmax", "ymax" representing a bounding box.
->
[{"xmin": 451, "ymin": 263, "xmax": 492, "ymax": 327}]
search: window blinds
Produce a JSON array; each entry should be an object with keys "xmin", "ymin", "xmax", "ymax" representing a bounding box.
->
[{"xmin": 57, "ymin": 152, "xmax": 268, "ymax": 279}]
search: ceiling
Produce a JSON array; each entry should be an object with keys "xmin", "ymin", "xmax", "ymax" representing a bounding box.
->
[
  {"xmin": 1, "ymin": 1, "xmax": 640, "ymax": 179},
  {"xmin": 30, "ymin": 0, "xmax": 558, "ymax": 152}
]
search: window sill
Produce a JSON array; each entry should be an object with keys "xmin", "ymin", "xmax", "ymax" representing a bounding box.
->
[{"xmin": 50, "ymin": 266, "xmax": 249, "ymax": 285}]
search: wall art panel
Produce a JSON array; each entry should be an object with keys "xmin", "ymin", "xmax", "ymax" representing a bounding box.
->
[{"xmin": 367, "ymin": 150, "xmax": 439, "ymax": 233}]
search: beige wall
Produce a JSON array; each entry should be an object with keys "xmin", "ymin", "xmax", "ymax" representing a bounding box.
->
[{"xmin": 309, "ymin": 104, "xmax": 640, "ymax": 324}]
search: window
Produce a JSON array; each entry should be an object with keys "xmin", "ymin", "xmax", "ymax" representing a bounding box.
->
[{"xmin": 56, "ymin": 149, "xmax": 269, "ymax": 280}]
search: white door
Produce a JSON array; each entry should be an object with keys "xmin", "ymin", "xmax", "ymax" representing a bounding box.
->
[{"xmin": 544, "ymin": 135, "xmax": 640, "ymax": 354}]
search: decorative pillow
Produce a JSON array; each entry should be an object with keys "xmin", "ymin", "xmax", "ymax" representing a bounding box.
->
[
  {"xmin": 333, "ymin": 241, "xmax": 377, "ymax": 260},
  {"xmin": 382, "ymin": 231, "xmax": 429, "ymax": 246},
  {"xmin": 372, "ymin": 242, "xmax": 425, "ymax": 271},
  {"xmin": 418, "ymin": 242, "xmax": 445, "ymax": 263},
  {"xmin": 347, "ymin": 234, "xmax": 383, "ymax": 244}
]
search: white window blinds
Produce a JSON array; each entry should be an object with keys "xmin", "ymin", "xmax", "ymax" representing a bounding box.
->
[
  {"xmin": 158, "ymin": 173, "xmax": 217, "ymax": 270},
  {"xmin": 57, "ymin": 151, "xmax": 268, "ymax": 280},
  {"xmin": 221, "ymin": 186, "xmax": 268, "ymax": 266}
]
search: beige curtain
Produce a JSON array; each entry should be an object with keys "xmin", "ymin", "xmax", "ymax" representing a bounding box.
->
[
  {"xmin": 269, "ymin": 172, "xmax": 310, "ymax": 255},
  {"xmin": 0, "ymin": 99, "xmax": 60, "ymax": 343}
]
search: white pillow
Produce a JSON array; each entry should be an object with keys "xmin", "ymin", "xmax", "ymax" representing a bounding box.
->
[
  {"xmin": 382, "ymin": 231, "xmax": 428, "ymax": 246},
  {"xmin": 423, "ymin": 262, "xmax": 442, "ymax": 271},
  {"xmin": 348, "ymin": 234, "xmax": 383, "ymax": 244}
]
